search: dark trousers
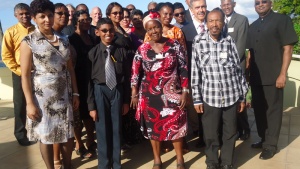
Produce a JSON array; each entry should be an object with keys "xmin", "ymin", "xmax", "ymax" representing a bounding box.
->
[
  {"xmin": 202, "ymin": 102, "xmax": 238, "ymax": 166},
  {"xmin": 12, "ymin": 73, "xmax": 27, "ymax": 141},
  {"xmin": 237, "ymin": 108, "xmax": 250, "ymax": 135},
  {"xmin": 94, "ymin": 84, "xmax": 122, "ymax": 169},
  {"xmin": 252, "ymin": 85, "xmax": 283, "ymax": 151}
]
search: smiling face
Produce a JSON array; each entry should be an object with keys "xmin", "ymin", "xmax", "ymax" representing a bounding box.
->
[
  {"xmin": 173, "ymin": 8, "xmax": 185, "ymax": 24},
  {"xmin": 91, "ymin": 7, "xmax": 102, "ymax": 24},
  {"xmin": 54, "ymin": 6, "xmax": 69, "ymax": 29},
  {"xmin": 159, "ymin": 6, "xmax": 173, "ymax": 26},
  {"xmin": 191, "ymin": 0, "xmax": 207, "ymax": 23},
  {"xmin": 96, "ymin": 23, "xmax": 115, "ymax": 46},
  {"xmin": 145, "ymin": 20, "xmax": 162, "ymax": 42},
  {"xmin": 221, "ymin": 0, "xmax": 236, "ymax": 17},
  {"xmin": 121, "ymin": 10, "xmax": 130, "ymax": 28},
  {"xmin": 255, "ymin": 0, "xmax": 272, "ymax": 17},
  {"xmin": 109, "ymin": 6, "xmax": 123, "ymax": 24},
  {"xmin": 14, "ymin": 8, "xmax": 31, "ymax": 27},
  {"xmin": 131, "ymin": 14, "xmax": 143, "ymax": 29},
  {"xmin": 33, "ymin": 10, "xmax": 54, "ymax": 32},
  {"xmin": 206, "ymin": 11, "xmax": 224, "ymax": 41},
  {"xmin": 76, "ymin": 13, "xmax": 91, "ymax": 31}
]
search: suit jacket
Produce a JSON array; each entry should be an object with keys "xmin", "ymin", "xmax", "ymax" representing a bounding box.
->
[
  {"xmin": 185, "ymin": 9, "xmax": 192, "ymax": 23},
  {"xmin": 226, "ymin": 12, "xmax": 249, "ymax": 71}
]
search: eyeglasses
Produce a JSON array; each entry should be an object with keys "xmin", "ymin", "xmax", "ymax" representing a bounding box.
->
[
  {"xmin": 174, "ymin": 12, "xmax": 185, "ymax": 17},
  {"xmin": 100, "ymin": 28, "xmax": 114, "ymax": 33},
  {"xmin": 78, "ymin": 18, "xmax": 92, "ymax": 23},
  {"xmin": 128, "ymin": 8, "xmax": 134, "ymax": 11},
  {"xmin": 55, "ymin": 12, "xmax": 70, "ymax": 17},
  {"xmin": 255, "ymin": 0, "xmax": 268, "ymax": 6},
  {"xmin": 111, "ymin": 11, "xmax": 122, "ymax": 15},
  {"xmin": 132, "ymin": 17, "xmax": 142, "ymax": 21}
]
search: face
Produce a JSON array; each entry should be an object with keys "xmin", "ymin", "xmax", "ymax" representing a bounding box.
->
[
  {"xmin": 54, "ymin": 7, "xmax": 69, "ymax": 28},
  {"xmin": 148, "ymin": 4, "xmax": 156, "ymax": 11},
  {"xmin": 33, "ymin": 10, "xmax": 54, "ymax": 31},
  {"xmin": 76, "ymin": 14, "xmax": 91, "ymax": 31},
  {"xmin": 131, "ymin": 15, "xmax": 143, "ymax": 28},
  {"xmin": 255, "ymin": 0, "xmax": 272, "ymax": 17},
  {"xmin": 109, "ymin": 6, "xmax": 123, "ymax": 24},
  {"xmin": 91, "ymin": 8, "xmax": 102, "ymax": 23},
  {"xmin": 206, "ymin": 11, "xmax": 224, "ymax": 40},
  {"xmin": 173, "ymin": 8, "xmax": 185, "ymax": 24},
  {"xmin": 145, "ymin": 20, "xmax": 162, "ymax": 42},
  {"xmin": 67, "ymin": 6, "xmax": 75, "ymax": 21},
  {"xmin": 95, "ymin": 23, "xmax": 115, "ymax": 46},
  {"xmin": 14, "ymin": 8, "xmax": 31, "ymax": 26},
  {"xmin": 159, "ymin": 6, "xmax": 173, "ymax": 26},
  {"xmin": 126, "ymin": 5, "xmax": 135, "ymax": 13},
  {"xmin": 121, "ymin": 10, "xmax": 130, "ymax": 27},
  {"xmin": 221, "ymin": 0, "xmax": 236, "ymax": 17},
  {"xmin": 191, "ymin": 0, "xmax": 207, "ymax": 23}
]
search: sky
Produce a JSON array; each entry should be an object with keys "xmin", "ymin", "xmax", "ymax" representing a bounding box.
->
[{"xmin": 0, "ymin": 0, "xmax": 258, "ymax": 32}]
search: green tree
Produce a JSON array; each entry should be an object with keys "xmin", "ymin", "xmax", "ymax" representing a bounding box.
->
[{"xmin": 273, "ymin": 0, "xmax": 300, "ymax": 54}]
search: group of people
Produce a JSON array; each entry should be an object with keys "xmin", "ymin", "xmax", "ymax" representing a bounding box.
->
[{"xmin": 1, "ymin": 0, "xmax": 298, "ymax": 169}]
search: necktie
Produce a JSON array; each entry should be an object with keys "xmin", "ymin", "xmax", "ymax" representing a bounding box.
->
[
  {"xmin": 105, "ymin": 47, "xmax": 117, "ymax": 90},
  {"xmin": 199, "ymin": 24, "xmax": 205, "ymax": 34},
  {"xmin": 223, "ymin": 18, "xmax": 229, "ymax": 34}
]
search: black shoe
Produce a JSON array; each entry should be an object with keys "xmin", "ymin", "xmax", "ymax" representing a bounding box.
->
[
  {"xmin": 240, "ymin": 133, "xmax": 250, "ymax": 140},
  {"xmin": 206, "ymin": 164, "xmax": 219, "ymax": 169},
  {"xmin": 220, "ymin": 165, "xmax": 234, "ymax": 169},
  {"xmin": 259, "ymin": 148, "xmax": 276, "ymax": 160},
  {"xmin": 251, "ymin": 141, "xmax": 263, "ymax": 148},
  {"xmin": 18, "ymin": 138, "xmax": 36, "ymax": 146}
]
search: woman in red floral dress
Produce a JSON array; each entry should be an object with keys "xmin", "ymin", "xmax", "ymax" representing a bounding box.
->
[{"xmin": 130, "ymin": 11, "xmax": 188, "ymax": 169}]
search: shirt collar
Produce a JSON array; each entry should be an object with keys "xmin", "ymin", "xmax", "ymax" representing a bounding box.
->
[
  {"xmin": 201, "ymin": 31, "xmax": 228, "ymax": 43},
  {"xmin": 225, "ymin": 11, "xmax": 235, "ymax": 22},
  {"xmin": 100, "ymin": 42, "xmax": 115, "ymax": 53},
  {"xmin": 260, "ymin": 10, "xmax": 274, "ymax": 21},
  {"xmin": 17, "ymin": 22, "xmax": 35, "ymax": 32},
  {"xmin": 35, "ymin": 28, "xmax": 61, "ymax": 42}
]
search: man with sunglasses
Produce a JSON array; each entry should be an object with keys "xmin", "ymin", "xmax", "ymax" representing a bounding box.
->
[
  {"xmin": 2, "ymin": 3, "xmax": 36, "ymax": 146},
  {"xmin": 246, "ymin": 0, "xmax": 298, "ymax": 160},
  {"xmin": 221, "ymin": 0, "xmax": 250, "ymax": 141},
  {"xmin": 173, "ymin": 2, "xmax": 188, "ymax": 28}
]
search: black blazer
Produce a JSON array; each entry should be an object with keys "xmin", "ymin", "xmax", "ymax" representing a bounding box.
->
[{"xmin": 185, "ymin": 9, "xmax": 192, "ymax": 23}]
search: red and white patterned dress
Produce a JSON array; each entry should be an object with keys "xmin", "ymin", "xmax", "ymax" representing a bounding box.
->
[{"xmin": 131, "ymin": 38, "xmax": 188, "ymax": 141}]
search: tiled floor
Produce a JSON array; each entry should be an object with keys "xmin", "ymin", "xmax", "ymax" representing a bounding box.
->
[{"xmin": 0, "ymin": 100, "xmax": 300, "ymax": 169}]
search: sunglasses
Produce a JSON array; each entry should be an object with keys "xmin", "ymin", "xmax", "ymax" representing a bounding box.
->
[
  {"xmin": 100, "ymin": 28, "xmax": 114, "ymax": 33},
  {"xmin": 111, "ymin": 11, "xmax": 122, "ymax": 15},
  {"xmin": 174, "ymin": 12, "xmax": 185, "ymax": 17},
  {"xmin": 55, "ymin": 12, "xmax": 70, "ymax": 17},
  {"xmin": 128, "ymin": 8, "xmax": 134, "ymax": 11},
  {"xmin": 78, "ymin": 18, "xmax": 92, "ymax": 23},
  {"xmin": 132, "ymin": 17, "xmax": 142, "ymax": 21},
  {"xmin": 255, "ymin": 0, "xmax": 268, "ymax": 6}
]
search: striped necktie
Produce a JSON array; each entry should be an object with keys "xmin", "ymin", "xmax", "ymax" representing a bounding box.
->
[
  {"xmin": 105, "ymin": 47, "xmax": 117, "ymax": 90},
  {"xmin": 200, "ymin": 24, "xmax": 205, "ymax": 34}
]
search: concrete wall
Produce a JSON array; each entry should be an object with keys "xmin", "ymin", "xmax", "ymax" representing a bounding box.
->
[
  {"xmin": 284, "ymin": 59, "xmax": 300, "ymax": 107},
  {"xmin": 0, "ymin": 67, "xmax": 13, "ymax": 100}
]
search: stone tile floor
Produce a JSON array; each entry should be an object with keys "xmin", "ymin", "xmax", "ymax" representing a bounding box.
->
[{"xmin": 0, "ymin": 100, "xmax": 300, "ymax": 169}]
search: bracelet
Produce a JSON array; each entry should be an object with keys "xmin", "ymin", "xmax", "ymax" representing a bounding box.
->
[
  {"xmin": 131, "ymin": 94, "xmax": 138, "ymax": 98},
  {"xmin": 73, "ymin": 93, "xmax": 80, "ymax": 96},
  {"xmin": 182, "ymin": 88, "xmax": 189, "ymax": 93}
]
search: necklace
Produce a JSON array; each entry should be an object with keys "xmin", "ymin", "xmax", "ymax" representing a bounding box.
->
[{"xmin": 46, "ymin": 35, "xmax": 57, "ymax": 43}]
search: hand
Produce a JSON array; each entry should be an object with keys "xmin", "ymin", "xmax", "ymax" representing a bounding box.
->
[
  {"xmin": 122, "ymin": 104, "xmax": 129, "ymax": 115},
  {"xmin": 130, "ymin": 97, "xmax": 138, "ymax": 109},
  {"xmin": 179, "ymin": 92, "xmax": 188, "ymax": 110},
  {"xmin": 237, "ymin": 102, "xmax": 245, "ymax": 113},
  {"xmin": 194, "ymin": 104, "xmax": 204, "ymax": 113},
  {"xmin": 276, "ymin": 74, "xmax": 286, "ymax": 88},
  {"xmin": 26, "ymin": 103, "xmax": 41, "ymax": 122},
  {"xmin": 89, "ymin": 110, "xmax": 98, "ymax": 122},
  {"xmin": 72, "ymin": 96, "xmax": 80, "ymax": 111}
]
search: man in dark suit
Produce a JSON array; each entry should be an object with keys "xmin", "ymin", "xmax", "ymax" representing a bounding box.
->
[
  {"xmin": 221, "ymin": 0, "xmax": 250, "ymax": 140},
  {"xmin": 182, "ymin": 0, "xmax": 208, "ymax": 148}
]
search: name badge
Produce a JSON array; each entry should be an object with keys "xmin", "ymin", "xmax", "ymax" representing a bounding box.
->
[
  {"xmin": 228, "ymin": 27, "xmax": 234, "ymax": 33},
  {"xmin": 220, "ymin": 52, "xmax": 228, "ymax": 59}
]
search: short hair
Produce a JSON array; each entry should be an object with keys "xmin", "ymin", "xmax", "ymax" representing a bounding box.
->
[
  {"xmin": 106, "ymin": 2, "xmax": 123, "ymax": 17},
  {"xmin": 148, "ymin": 1, "xmax": 157, "ymax": 10},
  {"xmin": 209, "ymin": 7, "xmax": 225, "ymax": 21},
  {"xmin": 54, "ymin": 3, "xmax": 67, "ymax": 10},
  {"xmin": 75, "ymin": 4, "xmax": 89, "ymax": 13},
  {"xmin": 14, "ymin": 3, "xmax": 30, "ymax": 13},
  {"xmin": 220, "ymin": 0, "xmax": 235, "ymax": 2},
  {"xmin": 130, "ymin": 9, "xmax": 143, "ymax": 20},
  {"xmin": 156, "ymin": 2, "xmax": 174, "ymax": 12},
  {"xmin": 72, "ymin": 10, "xmax": 90, "ymax": 26},
  {"xmin": 30, "ymin": 0, "xmax": 55, "ymax": 16},
  {"xmin": 173, "ymin": 2, "xmax": 185, "ymax": 10},
  {"xmin": 126, "ymin": 4, "xmax": 136, "ymax": 9},
  {"xmin": 190, "ymin": 0, "xmax": 207, "ymax": 8},
  {"xmin": 96, "ymin": 18, "xmax": 113, "ymax": 29}
]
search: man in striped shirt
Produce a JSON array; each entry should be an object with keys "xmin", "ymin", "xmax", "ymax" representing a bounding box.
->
[{"xmin": 191, "ymin": 8, "xmax": 248, "ymax": 169}]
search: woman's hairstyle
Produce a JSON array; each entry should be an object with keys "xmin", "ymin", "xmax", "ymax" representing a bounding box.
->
[
  {"xmin": 54, "ymin": 3, "xmax": 66, "ymax": 10},
  {"xmin": 156, "ymin": 2, "xmax": 174, "ymax": 12},
  {"xmin": 30, "ymin": 0, "xmax": 55, "ymax": 16},
  {"xmin": 72, "ymin": 10, "xmax": 90, "ymax": 26},
  {"xmin": 123, "ymin": 8, "xmax": 130, "ymax": 16},
  {"xmin": 96, "ymin": 18, "xmax": 113, "ymax": 29},
  {"xmin": 106, "ymin": 2, "xmax": 123, "ymax": 17},
  {"xmin": 130, "ymin": 9, "xmax": 143, "ymax": 20}
]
